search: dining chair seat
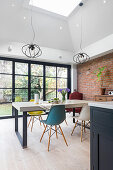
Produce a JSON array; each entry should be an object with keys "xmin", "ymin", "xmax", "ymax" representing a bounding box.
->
[
  {"xmin": 28, "ymin": 111, "xmax": 44, "ymax": 115},
  {"xmin": 27, "ymin": 99, "xmax": 45, "ymax": 131}
]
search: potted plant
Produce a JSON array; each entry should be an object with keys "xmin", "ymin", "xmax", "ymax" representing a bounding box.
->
[{"xmin": 93, "ymin": 66, "xmax": 106, "ymax": 95}]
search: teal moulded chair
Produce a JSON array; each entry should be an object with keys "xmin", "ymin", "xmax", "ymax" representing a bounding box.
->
[{"xmin": 40, "ymin": 105, "xmax": 68, "ymax": 151}]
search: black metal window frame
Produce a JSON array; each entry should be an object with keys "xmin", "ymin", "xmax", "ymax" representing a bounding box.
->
[
  {"xmin": 45, "ymin": 66, "xmax": 69, "ymax": 100},
  {"xmin": 0, "ymin": 56, "xmax": 71, "ymax": 119}
]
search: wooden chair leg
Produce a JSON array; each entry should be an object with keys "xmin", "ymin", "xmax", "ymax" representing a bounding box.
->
[
  {"xmin": 48, "ymin": 126, "xmax": 51, "ymax": 152},
  {"xmin": 65, "ymin": 119, "xmax": 68, "ymax": 126},
  {"xmin": 81, "ymin": 120, "xmax": 83, "ymax": 142},
  {"xmin": 59, "ymin": 125, "xmax": 68, "ymax": 146},
  {"xmin": 71, "ymin": 120, "xmax": 78, "ymax": 136},
  {"xmin": 40, "ymin": 125, "xmax": 47, "ymax": 143},
  {"xmin": 27, "ymin": 116, "xmax": 32, "ymax": 128},
  {"xmin": 31, "ymin": 117, "xmax": 34, "ymax": 132},
  {"xmin": 84, "ymin": 121, "xmax": 86, "ymax": 132},
  {"xmin": 55, "ymin": 125, "xmax": 58, "ymax": 139},
  {"xmin": 39, "ymin": 116, "xmax": 41, "ymax": 126},
  {"xmin": 40, "ymin": 116, "xmax": 45, "ymax": 128}
]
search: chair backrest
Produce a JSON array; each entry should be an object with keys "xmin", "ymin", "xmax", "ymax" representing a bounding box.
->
[
  {"xmin": 69, "ymin": 91, "xmax": 83, "ymax": 100},
  {"xmin": 46, "ymin": 105, "xmax": 65, "ymax": 125},
  {"xmin": 79, "ymin": 105, "xmax": 90, "ymax": 121}
]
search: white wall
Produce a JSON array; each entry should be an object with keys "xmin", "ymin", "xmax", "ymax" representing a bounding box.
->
[
  {"xmin": 83, "ymin": 34, "xmax": 113, "ymax": 59},
  {"xmin": 0, "ymin": 41, "xmax": 73, "ymax": 64},
  {"xmin": 71, "ymin": 64, "xmax": 77, "ymax": 92}
]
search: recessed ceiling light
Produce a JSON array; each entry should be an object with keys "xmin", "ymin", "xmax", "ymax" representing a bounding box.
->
[
  {"xmin": 103, "ymin": 0, "xmax": 107, "ymax": 3},
  {"xmin": 29, "ymin": 0, "xmax": 83, "ymax": 17},
  {"xmin": 60, "ymin": 26, "xmax": 63, "ymax": 30},
  {"xmin": 11, "ymin": 3, "xmax": 15, "ymax": 7},
  {"xmin": 59, "ymin": 56, "xmax": 62, "ymax": 59},
  {"xmin": 76, "ymin": 24, "xmax": 79, "ymax": 27},
  {"xmin": 23, "ymin": 16, "xmax": 26, "ymax": 20},
  {"xmin": 8, "ymin": 45, "xmax": 12, "ymax": 52}
]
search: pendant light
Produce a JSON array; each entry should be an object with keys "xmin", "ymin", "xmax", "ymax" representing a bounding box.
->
[
  {"xmin": 22, "ymin": 0, "xmax": 42, "ymax": 58},
  {"xmin": 73, "ymin": 2, "xmax": 90, "ymax": 64}
]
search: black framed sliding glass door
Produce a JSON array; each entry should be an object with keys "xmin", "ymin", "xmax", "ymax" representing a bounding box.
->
[{"xmin": 0, "ymin": 56, "xmax": 71, "ymax": 119}]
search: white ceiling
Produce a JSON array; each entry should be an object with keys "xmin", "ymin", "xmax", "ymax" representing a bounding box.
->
[
  {"xmin": 68, "ymin": 0, "xmax": 113, "ymax": 52},
  {"xmin": 0, "ymin": 0, "xmax": 73, "ymax": 51},
  {"xmin": 0, "ymin": 0, "xmax": 113, "ymax": 63}
]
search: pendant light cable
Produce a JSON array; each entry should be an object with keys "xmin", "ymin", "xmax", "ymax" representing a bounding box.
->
[
  {"xmin": 73, "ymin": 2, "xmax": 90, "ymax": 64},
  {"xmin": 80, "ymin": 15, "xmax": 83, "ymax": 51},
  {"xmin": 22, "ymin": 0, "xmax": 42, "ymax": 58},
  {"xmin": 30, "ymin": 0, "xmax": 35, "ymax": 43}
]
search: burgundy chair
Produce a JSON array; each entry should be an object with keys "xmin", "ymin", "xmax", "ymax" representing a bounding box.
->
[{"xmin": 66, "ymin": 91, "xmax": 83, "ymax": 113}]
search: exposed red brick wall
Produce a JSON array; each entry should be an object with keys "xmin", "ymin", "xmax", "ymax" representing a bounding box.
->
[{"xmin": 77, "ymin": 53, "xmax": 113, "ymax": 100}]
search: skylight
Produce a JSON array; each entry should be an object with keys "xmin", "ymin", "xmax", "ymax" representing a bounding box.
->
[{"xmin": 29, "ymin": 0, "xmax": 82, "ymax": 17}]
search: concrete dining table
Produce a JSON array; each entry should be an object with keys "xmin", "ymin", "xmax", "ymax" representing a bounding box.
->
[{"xmin": 12, "ymin": 100, "xmax": 91, "ymax": 148}]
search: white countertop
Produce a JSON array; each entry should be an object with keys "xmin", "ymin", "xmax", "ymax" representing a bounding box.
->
[
  {"xmin": 12, "ymin": 100, "xmax": 91, "ymax": 112},
  {"xmin": 88, "ymin": 101, "xmax": 113, "ymax": 110}
]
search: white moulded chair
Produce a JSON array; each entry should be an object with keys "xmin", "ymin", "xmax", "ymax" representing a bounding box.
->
[{"xmin": 71, "ymin": 104, "xmax": 90, "ymax": 142}]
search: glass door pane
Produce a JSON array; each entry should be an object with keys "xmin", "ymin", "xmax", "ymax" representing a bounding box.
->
[
  {"xmin": 57, "ymin": 67, "xmax": 67, "ymax": 78},
  {"xmin": 31, "ymin": 64, "xmax": 43, "ymax": 76},
  {"xmin": 0, "ymin": 60, "xmax": 12, "ymax": 74},
  {"xmin": 31, "ymin": 76, "xmax": 43, "ymax": 88},
  {"xmin": 15, "ymin": 89, "xmax": 28, "ymax": 102},
  {"xmin": 0, "ymin": 74, "xmax": 12, "ymax": 88},
  {"xmin": 0, "ymin": 60, "xmax": 12, "ymax": 117},
  {"xmin": 46, "ymin": 66, "xmax": 56, "ymax": 77},
  {"xmin": 15, "ymin": 62, "xmax": 28, "ymax": 75},
  {"xmin": 46, "ymin": 89, "xmax": 56, "ymax": 100},
  {"xmin": 15, "ymin": 76, "xmax": 28, "ymax": 88},
  {"xmin": 46, "ymin": 78, "xmax": 56, "ymax": 88},
  {"xmin": 15, "ymin": 62, "xmax": 28, "ymax": 104},
  {"xmin": 0, "ymin": 103, "xmax": 12, "ymax": 116},
  {"xmin": 57, "ymin": 78, "xmax": 67, "ymax": 88},
  {"xmin": 0, "ymin": 89, "xmax": 12, "ymax": 102}
]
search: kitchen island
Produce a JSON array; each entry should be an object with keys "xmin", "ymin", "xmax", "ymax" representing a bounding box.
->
[{"xmin": 89, "ymin": 101, "xmax": 113, "ymax": 170}]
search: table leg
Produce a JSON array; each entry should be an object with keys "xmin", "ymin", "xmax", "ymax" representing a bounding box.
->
[
  {"xmin": 15, "ymin": 108, "xmax": 18, "ymax": 132},
  {"xmin": 14, "ymin": 109, "xmax": 28, "ymax": 148},
  {"xmin": 23, "ymin": 112, "xmax": 27, "ymax": 148},
  {"xmin": 73, "ymin": 108, "xmax": 75, "ymax": 123}
]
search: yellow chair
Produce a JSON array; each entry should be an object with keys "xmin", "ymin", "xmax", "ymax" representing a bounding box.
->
[{"xmin": 27, "ymin": 99, "xmax": 45, "ymax": 132}]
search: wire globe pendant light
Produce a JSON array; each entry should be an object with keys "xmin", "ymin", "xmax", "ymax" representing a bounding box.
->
[
  {"xmin": 73, "ymin": 2, "xmax": 90, "ymax": 64},
  {"xmin": 22, "ymin": 1, "xmax": 42, "ymax": 58},
  {"xmin": 73, "ymin": 52, "xmax": 90, "ymax": 64}
]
